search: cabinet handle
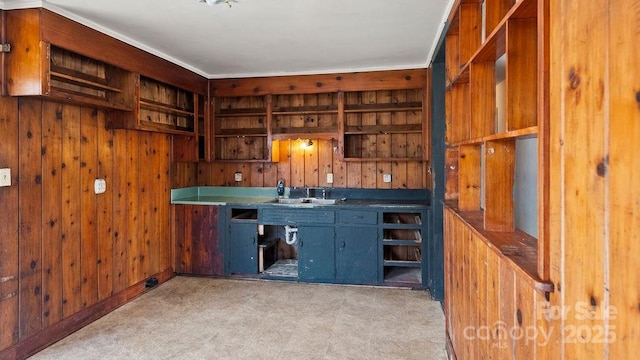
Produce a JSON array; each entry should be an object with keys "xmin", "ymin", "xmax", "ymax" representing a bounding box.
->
[
  {"xmin": 342, "ymin": 241, "xmax": 346, "ymax": 248},
  {"xmin": 252, "ymin": 237, "xmax": 256, "ymax": 245}
]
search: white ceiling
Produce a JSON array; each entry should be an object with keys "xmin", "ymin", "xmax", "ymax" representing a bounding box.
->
[{"xmin": 1, "ymin": 0, "xmax": 453, "ymax": 79}]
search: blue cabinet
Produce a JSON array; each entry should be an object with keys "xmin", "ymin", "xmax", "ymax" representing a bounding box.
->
[
  {"xmin": 335, "ymin": 226, "xmax": 378, "ymax": 283},
  {"xmin": 297, "ymin": 226, "xmax": 335, "ymax": 281},
  {"xmin": 335, "ymin": 209, "xmax": 378, "ymax": 284},
  {"xmin": 228, "ymin": 208, "xmax": 259, "ymax": 274}
]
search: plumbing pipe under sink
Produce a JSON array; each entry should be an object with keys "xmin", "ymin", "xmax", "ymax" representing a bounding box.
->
[{"xmin": 284, "ymin": 225, "xmax": 298, "ymax": 245}]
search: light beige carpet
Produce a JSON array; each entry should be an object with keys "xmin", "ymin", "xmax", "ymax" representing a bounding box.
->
[{"xmin": 29, "ymin": 277, "xmax": 446, "ymax": 360}]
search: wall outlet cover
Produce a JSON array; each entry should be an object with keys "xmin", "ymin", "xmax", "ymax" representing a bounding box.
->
[
  {"xmin": 383, "ymin": 173, "xmax": 392, "ymax": 183},
  {"xmin": 326, "ymin": 173, "xmax": 334, "ymax": 184},
  {"xmin": 234, "ymin": 172, "xmax": 243, "ymax": 182},
  {"xmin": 94, "ymin": 178, "xmax": 106, "ymax": 194},
  {"xmin": 0, "ymin": 168, "xmax": 11, "ymax": 187}
]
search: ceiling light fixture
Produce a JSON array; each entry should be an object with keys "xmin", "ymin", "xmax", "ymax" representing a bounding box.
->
[{"xmin": 198, "ymin": 0, "xmax": 235, "ymax": 7}]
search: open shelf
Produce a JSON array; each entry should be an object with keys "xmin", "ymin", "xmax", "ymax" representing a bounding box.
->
[
  {"xmin": 343, "ymin": 89, "xmax": 424, "ymax": 161},
  {"xmin": 46, "ymin": 45, "xmax": 135, "ymax": 110},
  {"xmin": 443, "ymin": 200, "xmax": 551, "ymax": 292}
]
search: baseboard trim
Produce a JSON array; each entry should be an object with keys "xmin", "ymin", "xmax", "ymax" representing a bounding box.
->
[{"xmin": 0, "ymin": 268, "xmax": 174, "ymax": 360}]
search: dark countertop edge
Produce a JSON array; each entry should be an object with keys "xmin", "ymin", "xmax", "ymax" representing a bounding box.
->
[{"xmin": 171, "ymin": 197, "xmax": 429, "ymax": 209}]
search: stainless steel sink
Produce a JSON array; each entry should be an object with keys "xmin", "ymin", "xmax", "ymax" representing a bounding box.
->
[{"xmin": 276, "ymin": 197, "xmax": 338, "ymax": 205}]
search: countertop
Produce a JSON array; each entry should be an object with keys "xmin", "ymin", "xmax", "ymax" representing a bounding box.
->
[{"xmin": 171, "ymin": 187, "xmax": 430, "ymax": 208}]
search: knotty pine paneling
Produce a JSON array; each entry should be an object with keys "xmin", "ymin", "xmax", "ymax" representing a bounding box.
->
[
  {"xmin": 0, "ymin": 98, "xmax": 173, "ymax": 355},
  {"xmin": 0, "ymin": 97, "xmax": 20, "ymax": 350},
  {"xmin": 194, "ymin": 138, "xmax": 426, "ymax": 189}
]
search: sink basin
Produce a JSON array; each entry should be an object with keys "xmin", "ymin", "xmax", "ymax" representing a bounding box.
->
[{"xmin": 276, "ymin": 198, "xmax": 338, "ymax": 205}]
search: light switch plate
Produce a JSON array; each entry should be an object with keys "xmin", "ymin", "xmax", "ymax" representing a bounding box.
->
[
  {"xmin": 383, "ymin": 173, "xmax": 392, "ymax": 183},
  {"xmin": 94, "ymin": 178, "xmax": 106, "ymax": 194},
  {"xmin": 326, "ymin": 173, "xmax": 334, "ymax": 184},
  {"xmin": 0, "ymin": 168, "xmax": 11, "ymax": 187},
  {"xmin": 234, "ymin": 172, "xmax": 243, "ymax": 182}
]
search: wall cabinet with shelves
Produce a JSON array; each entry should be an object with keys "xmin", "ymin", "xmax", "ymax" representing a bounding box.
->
[
  {"xmin": 212, "ymin": 95, "xmax": 272, "ymax": 162},
  {"xmin": 443, "ymin": 0, "xmax": 552, "ymax": 357},
  {"xmin": 210, "ymin": 69, "xmax": 428, "ymax": 164},
  {"xmin": 380, "ymin": 210, "xmax": 427, "ymax": 285},
  {"xmin": 343, "ymin": 89, "xmax": 424, "ymax": 161},
  {"xmin": 271, "ymin": 92, "xmax": 340, "ymax": 140},
  {"xmin": 4, "ymin": 33, "xmax": 136, "ymax": 110}
]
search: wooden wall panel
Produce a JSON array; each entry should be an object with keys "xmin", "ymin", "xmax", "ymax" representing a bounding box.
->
[
  {"xmin": 18, "ymin": 98, "xmax": 44, "ymax": 338},
  {"xmin": 96, "ymin": 110, "xmax": 114, "ymax": 300},
  {"xmin": 111, "ymin": 129, "xmax": 129, "ymax": 293},
  {"xmin": 40, "ymin": 102, "xmax": 63, "ymax": 327},
  {"xmin": 61, "ymin": 104, "xmax": 82, "ymax": 317},
  {"xmin": 80, "ymin": 108, "xmax": 99, "ymax": 309},
  {"xmin": 608, "ymin": 0, "xmax": 640, "ymax": 357},
  {"xmin": 0, "ymin": 97, "xmax": 19, "ymax": 349},
  {"xmin": 0, "ymin": 98, "xmax": 175, "ymax": 357}
]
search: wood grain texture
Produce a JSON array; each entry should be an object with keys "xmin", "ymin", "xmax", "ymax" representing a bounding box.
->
[
  {"xmin": 40, "ymin": 102, "xmax": 63, "ymax": 327},
  {"xmin": 211, "ymin": 69, "xmax": 427, "ymax": 97},
  {"xmin": 506, "ymin": 17, "xmax": 537, "ymax": 131},
  {"xmin": 458, "ymin": 145, "xmax": 481, "ymax": 211},
  {"xmin": 18, "ymin": 98, "xmax": 44, "ymax": 338},
  {"xmin": 80, "ymin": 107, "xmax": 99, "ymax": 309},
  {"xmin": 552, "ymin": 0, "xmax": 607, "ymax": 358},
  {"xmin": 483, "ymin": 140, "xmax": 515, "ymax": 232},
  {"xmin": 0, "ymin": 97, "xmax": 20, "ymax": 349},
  {"xmin": 608, "ymin": 0, "xmax": 640, "ymax": 357}
]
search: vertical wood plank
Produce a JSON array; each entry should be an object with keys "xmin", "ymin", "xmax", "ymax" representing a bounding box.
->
[
  {"xmin": 0, "ymin": 96, "xmax": 19, "ymax": 349},
  {"xmin": 608, "ymin": 0, "xmax": 640, "ymax": 357},
  {"xmin": 470, "ymin": 62, "xmax": 496, "ymax": 138},
  {"xmin": 553, "ymin": 0, "xmax": 607, "ymax": 357},
  {"xmin": 80, "ymin": 107, "xmax": 98, "ymax": 309},
  {"xmin": 126, "ymin": 131, "xmax": 140, "ymax": 286},
  {"xmin": 290, "ymin": 140, "xmax": 305, "ymax": 187},
  {"xmin": 498, "ymin": 259, "xmax": 515, "ymax": 359},
  {"xmin": 40, "ymin": 102, "xmax": 63, "ymax": 326},
  {"xmin": 331, "ymin": 139, "xmax": 346, "ymax": 187},
  {"xmin": 61, "ymin": 104, "xmax": 82, "ymax": 317},
  {"xmin": 138, "ymin": 132, "xmax": 152, "ymax": 279},
  {"xmin": 317, "ymin": 139, "xmax": 333, "ymax": 188},
  {"xmin": 111, "ymin": 130, "xmax": 128, "ymax": 292},
  {"xmin": 304, "ymin": 140, "xmax": 318, "ymax": 187},
  {"xmin": 458, "ymin": 145, "xmax": 482, "ymax": 211},
  {"xmin": 159, "ymin": 134, "xmax": 172, "ymax": 271},
  {"xmin": 506, "ymin": 17, "xmax": 538, "ymax": 131},
  {"xmin": 96, "ymin": 111, "xmax": 114, "ymax": 300},
  {"xmin": 18, "ymin": 98, "xmax": 43, "ymax": 337},
  {"xmin": 361, "ymin": 161, "xmax": 377, "ymax": 189},
  {"xmin": 484, "ymin": 140, "xmax": 515, "ymax": 231}
]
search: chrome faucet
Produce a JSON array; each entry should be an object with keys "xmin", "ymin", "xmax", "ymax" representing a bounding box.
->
[
  {"xmin": 305, "ymin": 187, "xmax": 311, "ymax": 198},
  {"xmin": 322, "ymin": 189, "xmax": 327, "ymax": 199}
]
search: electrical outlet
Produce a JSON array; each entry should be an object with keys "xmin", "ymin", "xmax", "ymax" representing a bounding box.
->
[
  {"xmin": 94, "ymin": 178, "xmax": 106, "ymax": 194},
  {"xmin": 0, "ymin": 168, "xmax": 11, "ymax": 187},
  {"xmin": 234, "ymin": 172, "xmax": 243, "ymax": 182},
  {"xmin": 326, "ymin": 173, "xmax": 334, "ymax": 184},
  {"xmin": 383, "ymin": 173, "xmax": 392, "ymax": 183}
]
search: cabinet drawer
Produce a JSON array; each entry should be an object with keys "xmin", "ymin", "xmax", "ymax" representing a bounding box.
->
[
  {"xmin": 338, "ymin": 210, "xmax": 378, "ymax": 225},
  {"xmin": 260, "ymin": 208, "xmax": 334, "ymax": 225}
]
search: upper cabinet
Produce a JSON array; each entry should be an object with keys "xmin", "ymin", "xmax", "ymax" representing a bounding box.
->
[
  {"xmin": 209, "ymin": 69, "xmax": 429, "ymax": 163},
  {"xmin": 4, "ymin": 11, "xmax": 135, "ymax": 110},
  {"xmin": 343, "ymin": 89, "xmax": 424, "ymax": 161},
  {"xmin": 2, "ymin": 8, "xmax": 208, "ymax": 137}
]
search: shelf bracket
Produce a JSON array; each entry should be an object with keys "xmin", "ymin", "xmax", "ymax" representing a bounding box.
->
[{"xmin": 0, "ymin": 43, "xmax": 10, "ymax": 53}]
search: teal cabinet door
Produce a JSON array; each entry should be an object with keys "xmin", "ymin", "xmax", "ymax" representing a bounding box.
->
[
  {"xmin": 297, "ymin": 226, "xmax": 335, "ymax": 281},
  {"xmin": 335, "ymin": 226, "xmax": 378, "ymax": 283},
  {"xmin": 228, "ymin": 222, "xmax": 258, "ymax": 274}
]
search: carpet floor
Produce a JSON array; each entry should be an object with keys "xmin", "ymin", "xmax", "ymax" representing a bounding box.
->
[{"xmin": 29, "ymin": 277, "xmax": 446, "ymax": 360}]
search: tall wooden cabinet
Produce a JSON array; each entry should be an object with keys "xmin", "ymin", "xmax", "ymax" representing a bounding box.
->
[{"xmin": 443, "ymin": 0, "xmax": 553, "ymax": 358}]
